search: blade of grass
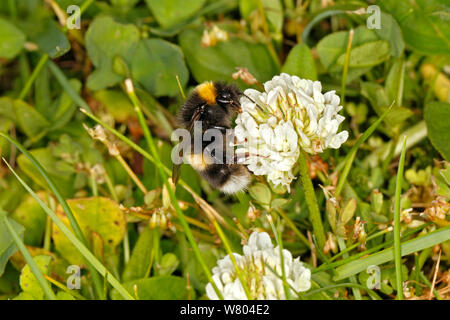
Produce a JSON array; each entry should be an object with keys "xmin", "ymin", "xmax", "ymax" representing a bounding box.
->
[
  {"xmin": 18, "ymin": 54, "xmax": 49, "ymax": 100},
  {"xmin": 394, "ymin": 136, "xmax": 407, "ymax": 300},
  {"xmin": 337, "ymin": 236, "xmax": 361, "ymax": 300},
  {"xmin": 123, "ymin": 79, "xmax": 224, "ymax": 300},
  {"xmin": 362, "ymin": 121, "xmax": 427, "ymax": 167},
  {"xmin": 418, "ymin": 271, "xmax": 442, "ymax": 300},
  {"xmin": 44, "ymin": 275, "xmax": 87, "ymax": 300},
  {"xmin": 340, "ymin": 29, "xmax": 353, "ymax": 106},
  {"xmin": 267, "ymin": 214, "xmax": 291, "ymax": 300},
  {"xmin": 47, "ymin": 60, "xmax": 92, "ymax": 113},
  {"xmin": 256, "ymin": 0, "xmax": 280, "ymax": 69},
  {"xmin": 335, "ymin": 104, "xmax": 393, "ymax": 196},
  {"xmin": 333, "ymin": 226, "xmax": 450, "ymax": 281},
  {"xmin": 313, "ymin": 223, "xmax": 430, "ymax": 274},
  {"xmin": 275, "ymin": 208, "xmax": 310, "ymax": 249},
  {"xmin": 0, "ymin": 132, "xmax": 104, "ymax": 299},
  {"xmin": 329, "ymin": 227, "xmax": 392, "ymax": 262},
  {"xmin": 0, "ymin": 209, "xmax": 56, "ymax": 300},
  {"xmin": 175, "ymin": 75, "xmax": 186, "ymax": 99},
  {"xmin": 2, "ymin": 159, "xmax": 134, "ymax": 300}
]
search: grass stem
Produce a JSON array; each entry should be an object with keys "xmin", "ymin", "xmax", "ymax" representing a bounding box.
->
[
  {"xmin": 394, "ymin": 136, "xmax": 407, "ymax": 300},
  {"xmin": 1, "ymin": 210, "xmax": 56, "ymax": 300},
  {"xmin": 18, "ymin": 54, "xmax": 49, "ymax": 100},
  {"xmin": 340, "ymin": 29, "xmax": 353, "ymax": 106}
]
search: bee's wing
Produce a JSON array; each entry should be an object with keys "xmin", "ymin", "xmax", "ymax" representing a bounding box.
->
[{"xmin": 172, "ymin": 107, "xmax": 203, "ymax": 186}]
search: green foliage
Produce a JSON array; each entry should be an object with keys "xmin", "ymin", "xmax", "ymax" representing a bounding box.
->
[
  {"xmin": 52, "ymin": 197, "xmax": 126, "ymax": 265},
  {"xmin": 111, "ymin": 275, "xmax": 195, "ymax": 300},
  {"xmin": 379, "ymin": 0, "xmax": 450, "ymax": 54},
  {"xmin": 0, "ymin": 18, "xmax": 26, "ymax": 59},
  {"xmin": 85, "ymin": 16, "xmax": 140, "ymax": 90},
  {"xmin": 10, "ymin": 193, "xmax": 47, "ymax": 246},
  {"xmin": 145, "ymin": 0, "xmax": 206, "ymax": 29},
  {"xmin": 281, "ymin": 43, "xmax": 317, "ymax": 80},
  {"xmin": 131, "ymin": 39, "xmax": 189, "ymax": 97},
  {"xmin": 0, "ymin": 213, "xmax": 24, "ymax": 277},
  {"xmin": 179, "ymin": 27, "xmax": 279, "ymax": 87},
  {"xmin": 17, "ymin": 255, "xmax": 51, "ymax": 300},
  {"xmin": 425, "ymin": 102, "xmax": 450, "ymax": 161}
]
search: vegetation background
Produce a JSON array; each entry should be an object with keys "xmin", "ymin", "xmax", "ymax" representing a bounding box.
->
[{"xmin": 0, "ymin": 0, "xmax": 449, "ymax": 300}]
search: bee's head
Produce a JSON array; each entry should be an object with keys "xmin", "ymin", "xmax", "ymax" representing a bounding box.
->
[{"xmin": 215, "ymin": 83, "xmax": 242, "ymax": 114}]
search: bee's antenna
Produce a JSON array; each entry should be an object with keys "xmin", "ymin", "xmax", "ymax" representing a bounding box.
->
[{"xmin": 241, "ymin": 92, "xmax": 265, "ymax": 112}]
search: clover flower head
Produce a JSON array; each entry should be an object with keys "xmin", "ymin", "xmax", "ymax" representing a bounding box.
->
[
  {"xmin": 205, "ymin": 231, "xmax": 311, "ymax": 300},
  {"xmin": 234, "ymin": 73, "xmax": 348, "ymax": 189}
]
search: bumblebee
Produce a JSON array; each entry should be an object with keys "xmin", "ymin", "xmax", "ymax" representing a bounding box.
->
[{"xmin": 172, "ymin": 81, "xmax": 251, "ymax": 194}]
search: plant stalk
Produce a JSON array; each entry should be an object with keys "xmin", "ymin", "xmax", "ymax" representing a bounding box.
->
[{"xmin": 298, "ymin": 150, "xmax": 326, "ymax": 251}]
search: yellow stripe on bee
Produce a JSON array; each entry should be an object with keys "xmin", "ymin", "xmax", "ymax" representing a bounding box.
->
[
  {"xmin": 196, "ymin": 82, "xmax": 216, "ymax": 105},
  {"xmin": 186, "ymin": 153, "xmax": 213, "ymax": 171}
]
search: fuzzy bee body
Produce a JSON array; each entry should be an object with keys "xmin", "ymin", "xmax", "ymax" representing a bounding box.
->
[{"xmin": 173, "ymin": 81, "xmax": 251, "ymax": 194}]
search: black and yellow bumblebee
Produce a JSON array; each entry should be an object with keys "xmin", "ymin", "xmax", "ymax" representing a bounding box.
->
[{"xmin": 172, "ymin": 81, "xmax": 251, "ymax": 194}]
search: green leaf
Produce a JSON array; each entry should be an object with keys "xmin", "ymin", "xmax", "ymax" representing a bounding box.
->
[
  {"xmin": 385, "ymin": 59, "xmax": 405, "ymax": 106},
  {"xmin": 0, "ymin": 213, "xmax": 24, "ymax": 277},
  {"xmin": 317, "ymin": 26, "xmax": 388, "ymax": 83},
  {"xmin": 34, "ymin": 65, "xmax": 52, "ymax": 118},
  {"xmin": 14, "ymin": 99, "xmax": 50, "ymax": 140},
  {"xmin": 339, "ymin": 198, "xmax": 356, "ymax": 225},
  {"xmin": 281, "ymin": 43, "xmax": 317, "ymax": 80},
  {"xmin": 122, "ymin": 227, "xmax": 154, "ymax": 282},
  {"xmin": 373, "ymin": 12, "xmax": 404, "ymax": 57},
  {"xmin": 131, "ymin": 39, "xmax": 189, "ymax": 97},
  {"xmin": 336, "ymin": 40, "xmax": 390, "ymax": 68},
  {"xmin": 270, "ymin": 198, "xmax": 290, "ymax": 210},
  {"xmin": 49, "ymin": 79, "xmax": 82, "ymax": 130},
  {"xmin": 93, "ymin": 90, "xmax": 135, "ymax": 123},
  {"xmin": 145, "ymin": 0, "xmax": 206, "ymax": 29},
  {"xmin": 19, "ymin": 255, "xmax": 52, "ymax": 300},
  {"xmin": 379, "ymin": 0, "xmax": 450, "ymax": 54},
  {"xmin": 317, "ymin": 26, "xmax": 378, "ymax": 70},
  {"xmin": 185, "ymin": 243, "xmax": 220, "ymax": 291},
  {"xmin": 13, "ymin": 292, "xmax": 36, "ymax": 300},
  {"xmin": 56, "ymin": 291, "xmax": 76, "ymax": 300},
  {"xmin": 425, "ymin": 101, "xmax": 450, "ymax": 161},
  {"xmin": 249, "ymin": 182, "xmax": 272, "ymax": 205},
  {"xmin": 179, "ymin": 27, "xmax": 278, "ymax": 87},
  {"xmin": 0, "ymin": 118, "xmax": 13, "ymax": 158},
  {"xmin": 0, "ymin": 97, "xmax": 16, "ymax": 121},
  {"xmin": 333, "ymin": 226, "xmax": 450, "ymax": 281},
  {"xmin": 85, "ymin": 16, "xmax": 140, "ymax": 90},
  {"xmin": 30, "ymin": 19, "xmax": 70, "ymax": 58},
  {"xmin": 52, "ymin": 197, "xmax": 126, "ymax": 265},
  {"xmin": 111, "ymin": 275, "xmax": 195, "ymax": 300},
  {"xmin": 240, "ymin": 0, "xmax": 283, "ymax": 33},
  {"xmin": 10, "ymin": 193, "xmax": 47, "ymax": 247},
  {"xmin": 110, "ymin": 0, "xmax": 140, "ymax": 10},
  {"xmin": 0, "ymin": 18, "xmax": 25, "ymax": 59},
  {"xmin": 158, "ymin": 253, "xmax": 179, "ymax": 276}
]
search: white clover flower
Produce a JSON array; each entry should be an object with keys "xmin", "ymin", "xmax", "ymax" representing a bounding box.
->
[
  {"xmin": 234, "ymin": 73, "xmax": 348, "ymax": 189},
  {"xmin": 205, "ymin": 231, "xmax": 311, "ymax": 300}
]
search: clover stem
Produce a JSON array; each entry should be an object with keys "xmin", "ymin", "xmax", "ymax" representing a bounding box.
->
[{"xmin": 298, "ymin": 150, "xmax": 326, "ymax": 251}]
